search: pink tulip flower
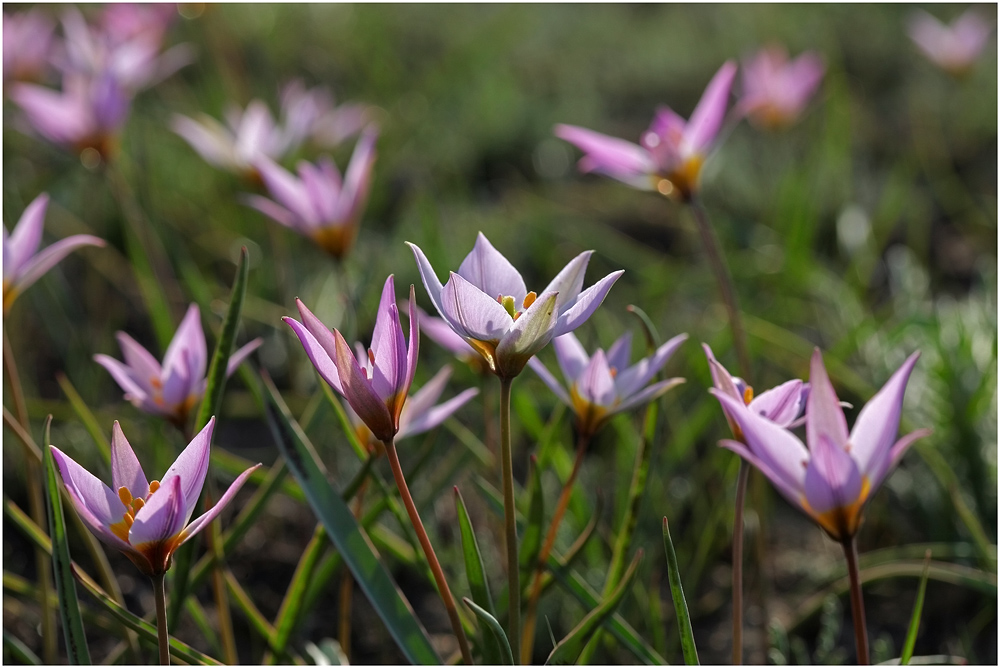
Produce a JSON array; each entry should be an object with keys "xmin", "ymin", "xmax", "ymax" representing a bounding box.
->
[
  {"xmin": 51, "ymin": 418, "xmax": 260, "ymax": 576},
  {"xmin": 555, "ymin": 61, "xmax": 737, "ymax": 200},
  {"xmin": 3, "ymin": 9, "xmax": 56, "ymax": 83},
  {"xmin": 95, "ymin": 304, "xmax": 263, "ymax": 428},
  {"xmin": 3, "ymin": 193, "xmax": 104, "ymax": 313},
  {"xmin": 712, "ymin": 349, "xmax": 930, "ymax": 541},
  {"xmin": 737, "ymin": 46, "xmax": 824, "ymax": 129},
  {"xmin": 908, "ymin": 9, "xmax": 992, "ymax": 75},
  {"xmin": 529, "ymin": 331, "xmax": 687, "ymax": 437},
  {"xmin": 245, "ymin": 128, "xmax": 378, "ymax": 259},
  {"xmin": 408, "ymin": 232, "xmax": 623, "ymax": 380}
]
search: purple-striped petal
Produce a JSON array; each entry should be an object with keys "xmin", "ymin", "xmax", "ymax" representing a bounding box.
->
[
  {"xmin": 806, "ymin": 349, "xmax": 849, "ymax": 450},
  {"xmin": 749, "ymin": 379, "xmax": 806, "ymax": 427},
  {"xmin": 160, "ymin": 417, "xmax": 215, "ymax": 522},
  {"xmin": 110, "ymin": 421, "xmax": 148, "ymax": 499},
  {"xmin": 283, "ymin": 315, "xmax": 344, "ymax": 394},
  {"xmin": 13, "ymin": 234, "xmax": 104, "ymax": 294},
  {"xmin": 849, "ymin": 352, "xmax": 920, "ymax": 481},
  {"xmin": 457, "ymin": 232, "xmax": 527, "ymax": 302},
  {"xmin": 181, "ymin": 463, "xmax": 261, "ymax": 544},
  {"xmin": 527, "ymin": 357, "xmax": 572, "ymax": 407},
  {"xmin": 684, "ymin": 61, "xmax": 737, "ymax": 155},
  {"xmin": 333, "ymin": 327, "xmax": 395, "ymax": 442},
  {"xmin": 553, "ymin": 270, "xmax": 624, "ymax": 337},
  {"xmin": 440, "ymin": 271, "xmax": 513, "ymax": 343},
  {"xmin": 552, "ymin": 332, "xmax": 589, "ymax": 383}
]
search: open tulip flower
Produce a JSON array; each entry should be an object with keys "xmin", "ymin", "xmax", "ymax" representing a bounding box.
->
[
  {"xmin": 555, "ymin": 61, "xmax": 736, "ymax": 200},
  {"xmin": 95, "ymin": 304, "xmax": 263, "ymax": 429},
  {"xmin": 737, "ymin": 46, "xmax": 824, "ymax": 129},
  {"xmin": 408, "ymin": 232, "xmax": 624, "ymax": 380},
  {"xmin": 530, "ymin": 331, "xmax": 688, "ymax": 437},
  {"xmin": 703, "ymin": 343, "xmax": 809, "ymax": 436},
  {"xmin": 3, "ymin": 193, "xmax": 104, "ymax": 313},
  {"xmin": 284, "ymin": 275, "xmax": 418, "ymax": 443},
  {"xmin": 51, "ymin": 418, "xmax": 260, "ymax": 577},
  {"xmin": 907, "ymin": 8, "xmax": 992, "ymax": 75},
  {"xmin": 712, "ymin": 349, "xmax": 930, "ymax": 542},
  {"xmin": 3, "ymin": 9, "xmax": 55, "ymax": 84},
  {"xmin": 245, "ymin": 127, "xmax": 378, "ymax": 259},
  {"xmin": 345, "ymin": 363, "xmax": 478, "ymax": 450}
]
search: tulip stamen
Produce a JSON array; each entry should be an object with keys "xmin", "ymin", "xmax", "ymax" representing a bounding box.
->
[
  {"xmin": 118, "ymin": 486, "xmax": 133, "ymax": 507},
  {"xmin": 500, "ymin": 295, "xmax": 517, "ymax": 319},
  {"xmin": 743, "ymin": 386, "xmax": 754, "ymax": 405},
  {"xmin": 522, "ymin": 291, "xmax": 537, "ymax": 309},
  {"xmin": 149, "ymin": 480, "xmax": 160, "ymax": 494}
]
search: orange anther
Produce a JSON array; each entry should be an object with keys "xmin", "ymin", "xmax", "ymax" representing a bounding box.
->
[
  {"xmin": 609, "ymin": 367, "xmax": 618, "ymax": 378},
  {"xmin": 118, "ymin": 487, "xmax": 133, "ymax": 506},
  {"xmin": 151, "ymin": 377, "xmax": 163, "ymax": 390},
  {"xmin": 522, "ymin": 291, "xmax": 537, "ymax": 309},
  {"xmin": 132, "ymin": 497, "xmax": 145, "ymax": 512},
  {"xmin": 149, "ymin": 480, "xmax": 161, "ymax": 494},
  {"xmin": 743, "ymin": 386, "xmax": 754, "ymax": 405},
  {"xmin": 123, "ymin": 512, "xmax": 134, "ymax": 528}
]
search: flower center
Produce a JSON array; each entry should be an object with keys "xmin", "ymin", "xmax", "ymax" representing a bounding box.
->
[
  {"xmin": 496, "ymin": 291, "xmax": 536, "ymax": 321},
  {"xmin": 110, "ymin": 480, "xmax": 161, "ymax": 542}
]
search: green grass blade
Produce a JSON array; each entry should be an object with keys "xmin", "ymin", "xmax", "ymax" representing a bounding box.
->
[
  {"xmin": 463, "ymin": 597, "xmax": 514, "ymax": 665},
  {"xmin": 271, "ymin": 523, "xmax": 328, "ymax": 658},
  {"xmin": 4, "ymin": 629, "xmax": 41, "ymax": 665},
  {"xmin": 519, "ymin": 455, "xmax": 544, "ymax": 582},
  {"xmin": 663, "ymin": 517, "xmax": 699, "ymax": 665},
  {"xmin": 545, "ymin": 551, "xmax": 643, "ymax": 665},
  {"xmin": 900, "ymin": 551, "xmax": 932, "ymax": 666},
  {"xmin": 261, "ymin": 373, "xmax": 441, "ymax": 665},
  {"xmin": 454, "ymin": 487, "xmax": 503, "ymax": 665},
  {"xmin": 194, "ymin": 245, "xmax": 250, "ymax": 432},
  {"xmin": 43, "ymin": 417, "xmax": 91, "ymax": 665}
]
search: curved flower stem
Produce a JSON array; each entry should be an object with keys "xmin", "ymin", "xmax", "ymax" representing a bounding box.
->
[
  {"xmin": 687, "ymin": 198, "xmax": 751, "ymax": 381},
  {"xmin": 383, "ymin": 438, "xmax": 472, "ymax": 665},
  {"xmin": 731, "ymin": 459, "xmax": 750, "ymax": 665},
  {"xmin": 152, "ymin": 574, "xmax": 171, "ymax": 665},
  {"xmin": 521, "ymin": 430, "xmax": 589, "ymax": 663},
  {"xmin": 687, "ymin": 197, "xmax": 753, "ymax": 665},
  {"xmin": 843, "ymin": 537, "xmax": 870, "ymax": 664},
  {"xmin": 499, "ymin": 375, "xmax": 521, "ymax": 663}
]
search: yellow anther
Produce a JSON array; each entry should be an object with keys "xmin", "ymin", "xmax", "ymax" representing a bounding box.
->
[
  {"xmin": 743, "ymin": 386, "xmax": 754, "ymax": 405},
  {"xmin": 118, "ymin": 487, "xmax": 133, "ymax": 507},
  {"xmin": 122, "ymin": 512, "xmax": 134, "ymax": 528},
  {"xmin": 522, "ymin": 291, "xmax": 537, "ymax": 309},
  {"xmin": 149, "ymin": 480, "xmax": 160, "ymax": 494},
  {"xmin": 501, "ymin": 295, "xmax": 517, "ymax": 319},
  {"xmin": 132, "ymin": 497, "xmax": 145, "ymax": 512},
  {"xmin": 609, "ymin": 367, "xmax": 618, "ymax": 378}
]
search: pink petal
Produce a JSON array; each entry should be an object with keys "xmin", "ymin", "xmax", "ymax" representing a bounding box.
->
[
  {"xmin": 684, "ymin": 60, "xmax": 737, "ymax": 155},
  {"xmin": 457, "ymin": 232, "xmax": 527, "ymax": 303},
  {"xmin": 335, "ymin": 126, "xmax": 377, "ymax": 224},
  {"xmin": 750, "ymin": 379, "xmax": 806, "ymax": 427},
  {"xmin": 368, "ymin": 276, "xmax": 408, "ymax": 405},
  {"xmin": 407, "ymin": 241, "xmax": 447, "ymax": 320},
  {"xmin": 115, "ymin": 332, "xmax": 162, "ymax": 384},
  {"xmin": 399, "ymin": 386, "xmax": 479, "ymax": 441},
  {"xmin": 578, "ymin": 348, "xmax": 616, "ymax": 407},
  {"xmin": 129, "ymin": 475, "xmax": 187, "ymax": 548},
  {"xmin": 255, "ymin": 155, "xmax": 312, "ymax": 224},
  {"xmin": 541, "ymin": 251, "xmax": 592, "ymax": 313},
  {"xmin": 111, "ymin": 421, "xmax": 148, "ymax": 499},
  {"xmin": 805, "ymin": 349, "xmax": 849, "ymax": 450},
  {"xmin": 804, "ymin": 434, "xmax": 862, "ymax": 516},
  {"xmin": 225, "ymin": 338, "xmax": 263, "ymax": 377},
  {"xmin": 160, "ymin": 417, "xmax": 215, "ymax": 522},
  {"xmin": 718, "ymin": 438, "xmax": 806, "ymax": 513},
  {"xmin": 6, "ymin": 193, "xmax": 48, "ymax": 277},
  {"xmin": 553, "ymin": 270, "xmax": 624, "ymax": 337},
  {"xmin": 527, "ymin": 357, "xmax": 572, "ymax": 407},
  {"xmin": 849, "ymin": 351, "xmax": 921, "ymax": 481},
  {"xmin": 554, "ymin": 123, "xmax": 655, "ymax": 181},
  {"xmin": 552, "ymin": 332, "xmax": 589, "ymax": 383},
  {"xmin": 334, "ymin": 328, "xmax": 395, "ymax": 442},
  {"xmin": 161, "ymin": 305, "xmax": 205, "ymax": 406},
  {"xmin": 615, "ymin": 377, "xmax": 685, "ymax": 415},
  {"xmin": 614, "ymin": 332, "xmax": 688, "ymax": 398},
  {"xmin": 181, "ymin": 463, "xmax": 261, "ymax": 543},
  {"xmin": 283, "ymin": 315, "xmax": 343, "ymax": 394},
  {"xmin": 50, "ymin": 445, "xmax": 134, "ymax": 553},
  {"xmin": 404, "ymin": 284, "xmax": 419, "ymax": 404},
  {"xmin": 93, "ymin": 353, "xmax": 152, "ymax": 408},
  {"xmin": 605, "ymin": 331, "xmax": 633, "ymax": 373},
  {"xmin": 13, "ymin": 234, "xmax": 104, "ymax": 295},
  {"xmin": 441, "ymin": 271, "xmax": 513, "ymax": 342},
  {"xmin": 171, "ymin": 114, "xmax": 235, "ymax": 169},
  {"xmin": 402, "ymin": 366, "xmax": 453, "ymax": 419},
  {"xmin": 244, "ymin": 194, "xmax": 301, "ymax": 232}
]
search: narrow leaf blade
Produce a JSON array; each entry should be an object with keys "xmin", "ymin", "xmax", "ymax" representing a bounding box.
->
[
  {"xmin": 455, "ymin": 487, "xmax": 503, "ymax": 665},
  {"xmin": 900, "ymin": 551, "xmax": 933, "ymax": 665},
  {"xmin": 261, "ymin": 373, "xmax": 440, "ymax": 665},
  {"xmin": 545, "ymin": 550, "xmax": 644, "ymax": 665},
  {"xmin": 663, "ymin": 517, "xmax": 699, "ymax": 665},
  {"xmin": 463, "ymin": 597, "xmax": 514, "ymax": 665},
  {"xmin": 43, "ymin": 417, "xmax": 91, "ymax": 665}
]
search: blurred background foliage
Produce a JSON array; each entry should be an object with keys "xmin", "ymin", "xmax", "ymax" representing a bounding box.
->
[{"xmin": 3, "ymin": 3, "xmax": 996, "ymax": 664}]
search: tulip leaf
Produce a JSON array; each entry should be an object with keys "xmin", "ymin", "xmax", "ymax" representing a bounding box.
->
[
  {"xmin": 463, "ymin": 597, "xmax": 514, "ymax": 665},
  {"xmin": 663, "ymin": 517, "xmax": 699, "ymax": 665},
  {"xmin": 43, "ymin": 417, "xmax": 91, "ymax": 665},
  {"xmin": 545, "ymin": 550, "xmax": 642, "ymax": 665},
  {"xmin": 261, "ymin": 372, "xmax": 441, "ymax": 665},
  {"xmin": 195, "ymin": 245, "xmax": 250, "ymax": 432},
  {"xmin": 271, "ymin": 523, "xmax": 328, "ymax": 659},
  {"xmin": 474, "ymin": 476, "xmax": 666, "ymax": 665},
  {"xmin": 900, "ymin": 551, "xmax": 933, "ymax": 666},
  {"xmin": 3, "ymin": 629, "xmax": 41, "ymax": 665},
  {"xmin": 518, "ymin": 455, "xmax": 545, "ymax": 582},
  {"xmin": 5, "ymin": 496, "xmax": 221, "ymax": 665},
  {"xmin": 454, "ymin": 487, "xmax": 503, "ymax": 665}
]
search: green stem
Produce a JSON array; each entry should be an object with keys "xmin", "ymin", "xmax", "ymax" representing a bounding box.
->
[
  {"xmin": 843, "ymin": 537, "xmax": 870, "ymax": 664},
  {"xmin": 383, "ymin": 438, "xmax": 472, "ymax": 665},
  {"xmin": 152, "ymin": 574, "xmax": 170, "ymax": 665},
  {"xmin": 688, "ymin": 198, "xmax": 751, "ymax": 381},
  {"xmin": 521, "ymin": 430, "xmax": 589, "ymax": 663},
  {"xmin": 731, "ymin": 460, "xmax": 750, "ymax": 665},
  {"xmin": 499, "ymin": 375, "xmax": 521, "ymax": 663}
]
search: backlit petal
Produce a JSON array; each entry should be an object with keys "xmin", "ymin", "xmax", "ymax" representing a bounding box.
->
[
  {"xmin": 12, "ymin": 234, "xmax": 104, "ymax": 295},
  {"xmin": 407, "ymin": 241, "xmax": 447, "ymax": 319},
  {"xmin": 552, "ymin": 332, "xmax": 589, "ymax": 383},
  {"xmin": 283, "ymin": 315, "xmax": 343, "ymax": 394},
  {"xmin": 803, "ymin": 434, "xmax": 862, "ymax": 516},
  {"xmin": 6, "ymin": 193, "xmax": 48, "ymax": 277},
  {"xmin": 541, "ymin": 251, "xmax": 592, "ymax": 312},
  {"xmin": 684, "ymin": 61, "xmax": 737, "ymax": 155},
  {"xmin": 457, "ymin": 232, "xmax": 526, "ymax": 302},
  {"xmin": 160, "ymin": 417, "xmax": 214, "ymax": 523},
  {"xmin": 849, "ymin": 351, "xmax": 920, "ymax": 480},
  {"xmin": 111, "ymin": 421, "xmax": 148, "ymax": 499},
  {"xmin": 181, "ymin": 463, "xmax": 261, "ymax": 544},
  {"xmin": 553, "ymin": 270, "xmax": 624, "ymax": 337},
  {"xmin": 440, "ymin": 271, "xmax": 512, "ymax": 342},
  {"xmin": 334, "ymin": 328, "xmax": 395, "ymax": 442},
  {"xmin": 129, "ymin": 475, "xmax": 186, "ymax": 547},
  {"xmin": 399, "ymin": 387, "xmax": 479, "ymax": 441},
  {"xmin": 806, "ymin": 349, "xmax": 849, "ymax": 450},
  {"xmin": 750, "ymin": 379, "xmax": 806, "ymax": 427}
]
